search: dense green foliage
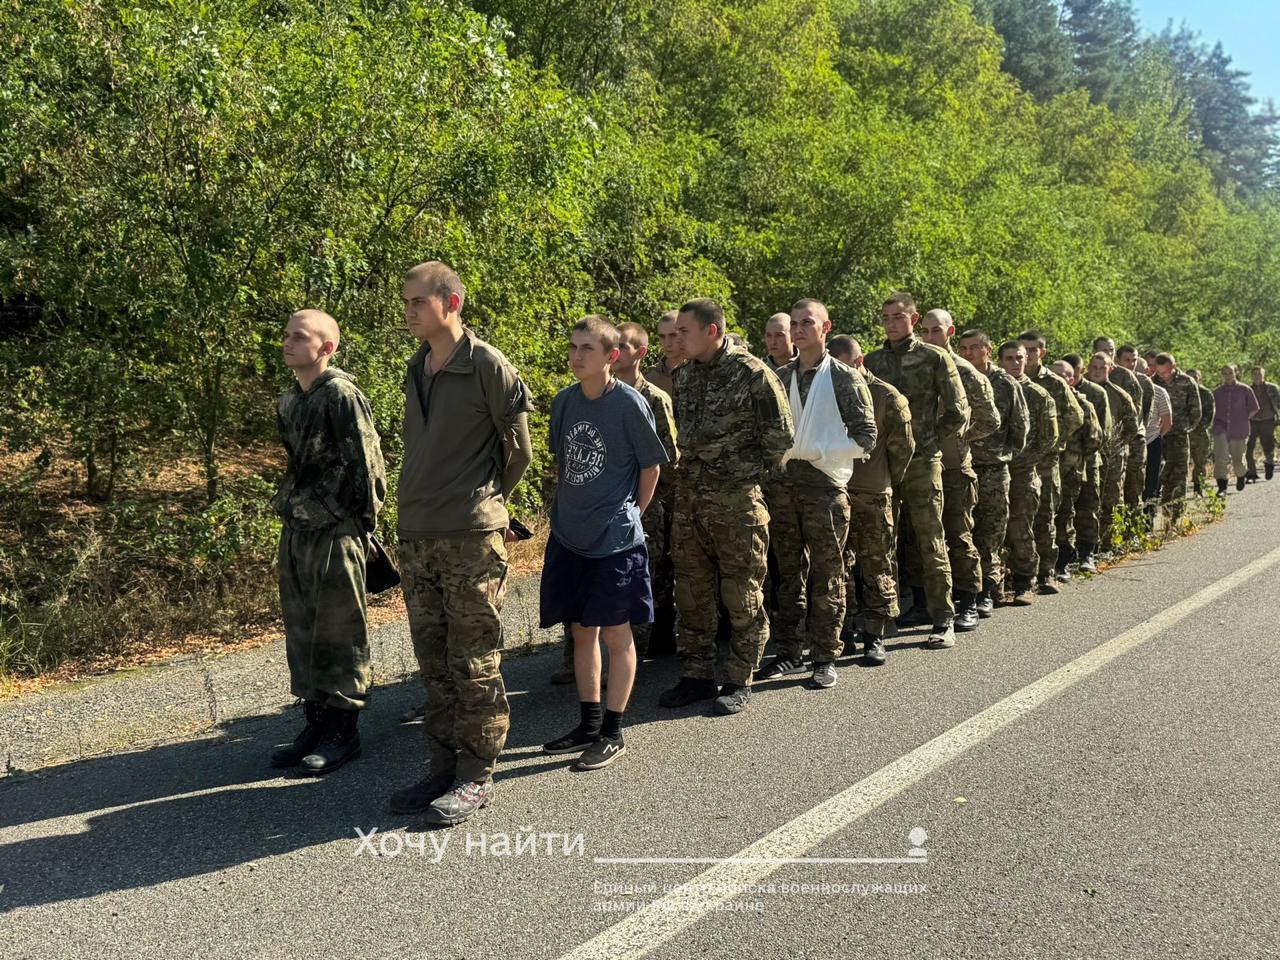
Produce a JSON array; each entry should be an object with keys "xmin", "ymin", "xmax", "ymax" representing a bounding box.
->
[{"xmin": 0, "ymin": 0, "xmax": 1276, "ymax": 674}]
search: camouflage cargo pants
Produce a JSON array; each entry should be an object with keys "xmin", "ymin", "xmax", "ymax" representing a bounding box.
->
[
  {"xmin": 1006, "ymin": 466, "xmax": 1042, "ymax": 580},
  {"xmin": 672, "ymin": 484, "xmax": 770, "ymax": 686},
  {"xmin": 941, "ymin": 466, "xmax": 982, "ymax": 595},
  {"xmin": 769, "ymin": 482, "xmax": 851, "ymax": 663},
  {"xmin": 1072, "ymin": 454, "xmax": 1103, "ymax": 549},
  {"xmin": 1034, "ymin": 460, "xmax": 1061, "ymax": 578},
  {"xmin": 279, "ymin": 519, "xmax": 371, "ymax": 710},
  {"xmin": 1124, "ymin": 434, "xmax": 1147, "ymax": 508},
  {"xmin": 1099, "ymin": 445, "xmax": 1127, "ymax": 550},
  {"xmin": 400, "ymin": 532, "xmax": 510, "ymax": 784},
  {"xmin": 973, "ymin": 462, "xmax": 1011, "ymax": 591},
  {"xmin": 1190, "ymin": 428, "xmax": 1211, "ymax": 484},
  {"xmin": 632, "ymin": 492, "xmax": 672, "ymax": 654},
  {"xmin": 844, "ymin": 489, "xmax": 898, "ymax": 638},
  {"xmin": 1055, "ymin": 451, "xmax": 1083, "ymax": 559},
  {"xmin": 1160, "ymin": 432, "xmax": 1191, "ymax": 520},
  {"xmin": 893, "ymin": 457, "xmax": 954, "ymax": 621}
]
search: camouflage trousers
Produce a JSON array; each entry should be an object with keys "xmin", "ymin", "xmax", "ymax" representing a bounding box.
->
[
  {"xmin": 845, "ymin": 490, "xmax": 899, "ymax": 638},
  {"xmin": 1099, "ymin": 445, "xmax": 1128, "ymax": 550},
  {"xmin": 632, "ymin": 492, "xmax": 673, "ymax": 654},
  {"xmin": 1034, "ymin": 461, "xmax": 1061, "ymax": 577},
  {"xmin": 278, "ymin": 519, "xmax": 371, "ymax": 711},
  {"xmin": 769, "ymin": 482, "xmax": 851, "ymax": 662},
  {"xmin": 973, "ymin": 463, "xmax": 1011, "ymax": 591},
  {"xmin": 1124, "ymin": 434, "xmax": 1147, "ymax": 508},
  {"xmin": 1072, "ymin": 454, "xmax": 1102, "ymax": 549},
  {"xmin": 1190, "ymin": 428, "xmax": 1212, "ymax": 483},
  {"xmin": 1055, "ymin": 452, "xmax": 1083, "ymax": 559},
  {"xmin": 1160, "ymin": 432, "xmax": 1191, "ymax": 520},
  {"xmin": 942, "ymin": 466, "xmax": 982, "ymax": 595},
  {"xmin": 893, "ymin": 457, "xmax": 954, "ymax": 621},
  {"xmin": 672, "ymin": 483, "xmax": 770, "ymax": 686},
  {"xmin": 1006, "ymin": 466, "xmax": 1042, "ymax": 579},
  {"xmin": 400, "ymin": 532, "xmax": 510, "ymax": 784}
]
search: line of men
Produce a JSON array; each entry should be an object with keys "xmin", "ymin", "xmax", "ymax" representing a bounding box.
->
[{"xmin": 267, "ymin": 262, "xmax": 1277, "ymax": 826}]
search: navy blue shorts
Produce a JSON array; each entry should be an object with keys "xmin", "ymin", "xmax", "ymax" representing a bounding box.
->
[{"xmin": 538, "ymin": 535, "xmax": 654, "ymax": 629}]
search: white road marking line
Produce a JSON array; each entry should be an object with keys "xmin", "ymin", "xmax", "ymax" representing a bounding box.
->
[
  {"xmin": 593, "ymin": 857, "xmax": 925, "ymax": 865},
  {"xmin": 559, "ymin": 543, "xmax": 1280, "ymax": 960}
]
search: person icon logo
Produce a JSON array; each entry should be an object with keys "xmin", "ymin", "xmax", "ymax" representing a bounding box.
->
[{"xmin": 908, "ymin": 826, "xmax": 928, "ymax": 859}]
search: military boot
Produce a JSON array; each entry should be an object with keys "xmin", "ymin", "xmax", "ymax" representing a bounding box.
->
[
  {"xmin": 975, "ymin": 581, "xmax": 997, "ymax": 619},
  {"xmin": 1217, "ymin": 478, "xmax": 1228, "ymax": 496},
  {"xmin": 1267, "ymin": 463, "xmax": 1275, "ymax": 481},
  {"xmin": 1010, "ymin": 576, "xmax": 1035, "ymax": 606},
  {"xmin": 895, "ymin": 586, "xmax": 931, "ymax": 628},
  {"xmin": 1036, "ymin": 574, "xmax": 1061, "ymax": 596},
  {"xmin": 300, "ymin": 707, "xmax": 362, "ymax": 775},
  {"xmin": 270, "ymin": 700, "xmax": 324, "ymax": 768},
  {"xmin": 1076, "ymin": 542, "xmax": 1097, "ymax": 575},
  {"xmin": 860, "ymin": 632, "xmax": 887, "ymax": 666},
  {"xmin": 953, "ymin": 592, "xmax": 979, "ymax": 632},
  {"xmin": 1192, "ymin": 476, "xmax": 1203, "ymax": 497}
]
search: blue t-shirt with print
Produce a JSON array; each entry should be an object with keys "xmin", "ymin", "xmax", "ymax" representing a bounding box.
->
[{"xmin": 549, "ymin": 380, "xmax": 669, "ymax": 558}]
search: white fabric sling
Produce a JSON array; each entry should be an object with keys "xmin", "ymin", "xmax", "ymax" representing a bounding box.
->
[{"xmin": 780, "ymin": 354, "xmax": 867, "ymax": 486}]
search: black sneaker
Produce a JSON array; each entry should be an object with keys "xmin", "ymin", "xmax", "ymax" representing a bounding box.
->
[
  {"xmin": 573, "ymin": 736, "xmax": 626, "ymax": 771},
  {"xmin": 975, "ymin": 591, "xmax": 995, "ymax": 619},
  {"xmin": 954, "ymin": 593, "xmax": 979, "ymax": 632},
  {"xmin": 658, "ymin": 676, "xmax": 719, "ymax": 708},
  {"xmin": 753, "ymin": 655, "xmax": 805, "ymax": 681},
  {"xmin": 712, "ymin": 684, "xmax": 752, "ymax": 715},
  {"xmin": 425, "ymin": 779, "xmax": 493, "ymax": 826},
  {"xmin": 387, "ymin": 773, "xmax": 455, "ymax": 814},
  {"xmin": 860, "ymin": 633, "xmax": 886, "ymax": 666},
  {"xmin": 543, "ymin": 725, "xmax": 601, "ymax": 755},
  {"xmin": 808, "ymin": 662, "xmax": 838, "ymax": 689},
  {"xmin": 1237, "ymin": 477, "xmax": 1247, "ymax": 491}
]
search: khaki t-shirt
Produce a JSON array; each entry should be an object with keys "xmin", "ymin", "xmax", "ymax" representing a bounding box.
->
[{"xmin": 398, "ymin": 328, "xmax": 532, "ymax": 539}]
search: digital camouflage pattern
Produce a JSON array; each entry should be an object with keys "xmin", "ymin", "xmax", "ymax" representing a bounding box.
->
[
  {"xmin": 401, "ymin": 533, "xmax": 510, "ymax": 783},
  {"xmin": 672, "ymin": 340, "xmax": 793, "ymax": 685},
  {"xmin": 274, "ymin": 368, "xmax": 386, "ymax": 712}
]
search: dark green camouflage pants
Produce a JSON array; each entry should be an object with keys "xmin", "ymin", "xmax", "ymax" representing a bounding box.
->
[
  {"xmin": 1073, "ymin": 454, "xmax": 1102, "ymax": 549},
  {"xmin": 279, "ymin": 520, "xmax": 371, "ymax": 710},
  {"xmin": 1161, "ymin": 432, "xmax": 1191, "ymax": 520},
  {"xmin": 1124, "ymin": 435, "xmax": 1147, "ymax": 507},
  {"xmin": 632, "ymin": 492, "xmax": 672, "ymax": 654},
  {"xmin": 893, "ymin": 457, "xmax": 954, "ymax": 621},
  {"xmin": 844, "ymin": 490, "xmax": 898, "ymax": 638},
  {"xmin": 1034, "ymin": 460, "xmax": 1061, "ymax": 577},
  {"xmin": 1006, "ymin": 465, "xmax": 1042, "ymax": 580},
  {"xmin": 672, "ymin": 484, "xmax": 770, "ymax": 686},
  {"xmin": 1099, "ymin": 445, "xmax": 1127, "ymax": 550},
  {"xmin": 770, "ymin": 482, "xmax": 851, "ymax": 662},
  {"xmin": 1190, "ymin": 428, "xmax": 1211, "ymax": 484},
  {"xmin": 942, "ymin": 466, "xmax": 981, "ymax": 595},
  {"xmin": 973, "ymin": 462, "xmax": 1011, "ymax": 590},
  {"xmin": 401, "ymin": 532, "xmax": 510, "ymax": 784},
  {"xmin": 1055, "ymin": 452, "xmax": 1083, "ymax": 559}
]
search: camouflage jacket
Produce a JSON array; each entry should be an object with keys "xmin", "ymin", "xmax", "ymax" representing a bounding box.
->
[
  {"xmin": 1011, "ymin": 376, "xmax": 1058, "ymax": 473},
  {"xmin": 972, "ymin": 363, "xmax": 1029, "ymax": 466},
  {"xmin": 273, "ymin": 367, "xmax": 387, "ymax": 533},
  {"xmin": 775, "ymin": 352, "xmax": 878, "ymax": 488},
  {"xmin": 1254, "ymin": 380, "xmax": 1280, "ymax": 419},
  {"xmin": 1107, "ymin": 365, "xmax": 1142, "ymax": 424},
  {"xmin": 941, "ymin": 352, "xmax": 1000, "ymax": 472},
  {"xmin": 849, "ymin": 370, "xmax": 914, "ymax": 495},
  {"xmin": 1029, "ymin": 364, "xmax": 1084, "ymax": 452},
  {"xmin": 1155, "ymin": 370, "xmax": 1202, "ymax": 435},
  {"xmin": 1101, "ymin": 379, "xmax": 1141, "ymax": 451},
  {"xmin": 642, "ymin": 359, "xmax": 683, "ymax": 403},
  {"xmin": 633, "ymin": 370, "xmax": 679, "ymax": 498},
  {"xmin": 673, "ymin": 340, "xmax": 794, "ymax": 489},
  {"xmin": 1196, "ymin": 384, "xmax": 1215, "ymax": 431},
  {"xmin": 864, "ymin": 334, "xmax": 968, "ymax": 462},
  {"xmin": 1135, "ymin": 372, "xmax": 1154, "ymax": 422},
  {"xmin": 1068, "ymin": 380, "xmax": 1105, "ymax": 461}
]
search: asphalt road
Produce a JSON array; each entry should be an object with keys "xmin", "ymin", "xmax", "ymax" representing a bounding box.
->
[{"xmin": 2, "ymin": 481, "xmax": 1278, "ymax": 959}]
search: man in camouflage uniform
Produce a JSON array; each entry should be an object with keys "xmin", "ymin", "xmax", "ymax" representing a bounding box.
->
[
  {"xmin": 755, "ymin": 301, "xmax": 876, "ymax": 689},
  {"xmin": 270, "ymin": 309, "xmax": 387, "ymax": 776},
  {"xmin": 831, "ymin": 335, "xmax": 914, "ymax": 666},
  {"xmin": 1152, "ymin": 353, "xmax": 1202, "ymax": 523},
  {"xmin": 1052, "ymin": 357, "xmax": 1105, "ymax": 581},
  {"xmin": 388, "ymin": 261, "xmax": 534, "ymax": 826},
  {"xmin": 1019, "ymin": 331, "xmax": 1084, "ymax": 595},
  {"xmin": 763, "ymin": 312, "xmax": 798, "ymax": 373},
  {"xmin": 957, "ymin": 331, "xmax": 1029, "ymax": 616},
  {"xmin": 1114, "ymin": 342, "xmax": 1155, "ymax": 508},
  {"xmin": 865, "ymin": 293, "xmax": 969, "ymax": 648},
  {"xmin": 1085, "ymin": 351, "xmax": 1140, "ymax": 558},
  {"xmin": 1186, "ymin": 369, "xmax": 1215, "ymax": 496},
  {"xmin": 1000, "ymin": 341, "xmax": 1058, "ymax": 606},
  {"xmin": 919, "ymin": 310, "xmax": 1000, "ymax": 631},
  {"xmin": 614, "ymin": 322, "xmax": 679, "ymax": 654},
  {"xmin": 642, "ymin": 309, "xmax": 685, "ymax": 399},
  {"xmin": 661, "ymin": 298, "xmax": 794, "ymax": 716}
]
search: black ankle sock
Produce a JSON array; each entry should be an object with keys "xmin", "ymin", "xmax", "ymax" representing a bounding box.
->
[
  {"xmin": 600, "ymin": 709, "xmax": 624, "ymax": 740},
  {"xmin": 580, "ymin": 701, "xmax": 603, "ymax": 733}
]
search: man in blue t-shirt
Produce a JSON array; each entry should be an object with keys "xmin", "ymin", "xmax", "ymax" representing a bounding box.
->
[{"xmin": 540, "ymin": 315, "xmax": 668, "ymax": 771}]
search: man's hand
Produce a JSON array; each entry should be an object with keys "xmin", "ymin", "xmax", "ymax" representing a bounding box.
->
[{"xmin": 503, "ymin": 527, "xmax": 520, "ymax": 544}]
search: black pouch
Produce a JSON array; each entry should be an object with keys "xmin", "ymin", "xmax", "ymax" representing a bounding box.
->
[{"xmin": 366, "ymin": 533, "xmax": 402, "ymax": 594}]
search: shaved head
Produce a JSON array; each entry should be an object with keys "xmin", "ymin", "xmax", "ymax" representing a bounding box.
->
[
  {"xmin": 290, "ymin": 309, "xmax": 340, "ymax": 352},
  {"xmin": 1050, "ymin": 359, "xmax": 1075, "ymax": 384}
]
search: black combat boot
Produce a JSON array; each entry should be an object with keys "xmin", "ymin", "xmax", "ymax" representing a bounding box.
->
[
  {"xmin": 953, "ymin": 591, "xmax": 979, "ymax": 632},
  {"xmin": 300, "ymin": 706, "xmax": 362, "ymax": 775},
  {"xmin": 1192, "ymin": 476, "xmax": 1203, "ymax": 497},
  {"xmin": 860, "ymin": 632, "xmax": 887, "ymax": 666},
  {"xmin": 895, "ymin": 586, "xmax": 931, "ymax": 628},
  {"xmin": 1056, "ymin": 543, "xmax": 1075, "ymax": 583},
  {"xmin": 1036, "ymin": 574, "xmax": 1060, "ymax": 595},
  {"xmin": 976, "ymin": 581, "xmax": 997, "ymax": 618},
  {"xmin": 1237, "ymin": 476, "xmax": 1247, "ymax": 491},
  {"xmin": 1267, "ymin": 463, "xmax": 1275, "ymax": 481},
  {"xmin": 270, "ymin": 700, "xmax": 324, "ymax": 768},
  {"xmin": 1217, "ymin": 478, "xmax": 1228, "ymax": 495}
]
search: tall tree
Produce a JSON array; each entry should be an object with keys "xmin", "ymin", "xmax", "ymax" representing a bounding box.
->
[
  {"xmin": 975, "ymin": 0, "xmax": 1073, "ymax": 102},
  {"xmin": 1062, "ymin": 0, "xmax": 1139, "ymax": 106}
]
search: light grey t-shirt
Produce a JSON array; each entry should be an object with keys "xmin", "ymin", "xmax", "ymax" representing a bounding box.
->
[{"xmin": 549, "ymin": 380, "xmax": 669, "ymax": 558}]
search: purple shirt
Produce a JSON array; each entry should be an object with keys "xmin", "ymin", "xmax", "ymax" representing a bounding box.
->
[{"xmin": 1212, "ymin": 383, "xmax": 1260, "ymax": 441}]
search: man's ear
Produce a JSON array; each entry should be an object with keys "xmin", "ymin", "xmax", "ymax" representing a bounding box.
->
[
  {"xmin": 636, "ymin": 344, "xmax": 649, "ymax": 363},
  {"xmin": 608, "ymin": 347, "xmax": 621, "ymax": 366},
  {"xmin": 321, "ymin": 338, "xmax": 337, "ymax": 360},
  {"xmin": 448, "ymin": 292, "xmax": 462, "ymax": 315}
]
